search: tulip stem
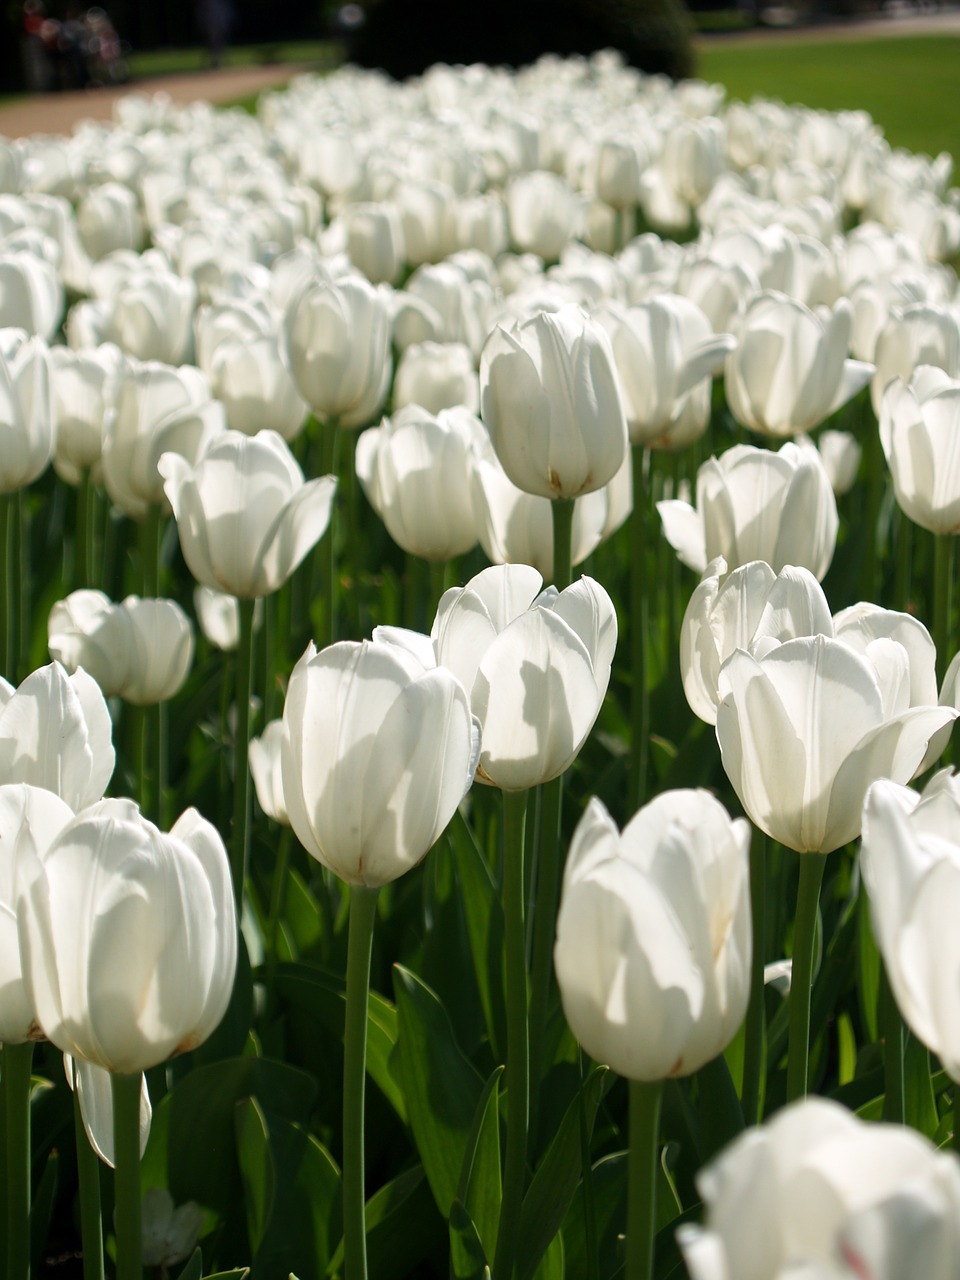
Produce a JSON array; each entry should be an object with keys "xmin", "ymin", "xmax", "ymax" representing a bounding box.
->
[
  {"xmin": 494, "ymin": 787, "xmax": 530, "ymax": 1280},
  {"xmin": 231, "ymin": 596, "xmax": 257, "ymax": 908},
  {"xmin": 1, "ymin": 493, "xmax": 17, "ymax": 681},
  {"xmin": 629, "ymin": 446, "xmax": 650, "ymax": 812},
  {"xmin": 343, "ymin": 884, "xmax": 380, "ymax": 1280},
  {"xmin": 111, "ymin": 1071, "xmax": 142, "ymax": 1280},
  {"xmin": 140, "ymin": 505, "xmax": 161, "ymax": 597},
  {"xmin": 4, "ymin": 1041, "xmax": 33, "ymax": 1280},
  {"xmin": 73, "ymin": 1084, "xmax": 105, "ymax": 1280},
  {"xmin": 879, "ymin": 962, "xmax": 905, "ymax": 1125},
  {"xmin": 786, "ymin": 852, "xmax": 827, "ymax": 1102},
  {"xmin": 552, "ymin": 497, "xmax": 575, "ymax": 591},
  {"xmin": 741, "ymin": 831, "xmax": 767, "ymax": 1125},
  {"xmin": 320, "ymin": 417, "xmax": 340, "ymax": 648},
  {"xmin": 76, "ymin": 469, "xmax": 92, "ymax": 588},
  {"xmin": 528, "ymin": 769, "xmax": 563, "ymax": 1141},
  {"xmin": 17, "ymin": 490, "xmax": 29, "ymax": 682},
  {"xmin": 934, "ymin": 533, "xmax": 954, "ymax": 685},
  {"xmin": 627, "ymin": 1078, "xmax": 662, "ymax": 1280},
  {"xmin": 265, "ymin": 825, "xmax": 293, "ymax": 1014}
]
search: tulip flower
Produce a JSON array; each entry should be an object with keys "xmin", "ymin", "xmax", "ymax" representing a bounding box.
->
[
  {"xmin": 0, "ymin": 249, "xmax": 63, "ymax": 341},
  {"xmin": 159, "ymin": 429, "xmax": 337, "ymax": 599},
  {"xmin": 596, "ymin": 295, "xmax": 735, "ymax": 449},
  {"xmin": 880, "ymin": 366, "xmax": 960, "ymax": 535},
  {"xmin": 18, "ymin": 799, "xmax": 237, "ymax": 1075},
  {"xmin": 861, "ymin": 770, "xmax": 960, "ymax": 1081},
  {"xmin": 0, "ymin": 662, "xmax": 115, "ymax": 810},
  {"xmin": 76, "ymin": 183, "xmax": 144, "ymax": 261},
  {"xmin": 479, "ymin": 305, "xmax": 628, "ymax": 501},
  {"xmin": 280, "ymin": 637, "xmax": 480, "ymax": 887},
  {"xmin": 102, "ymin": 267, "xmax": 197, "ymax": 366},
  {"xmin": 716, "ymin": 634, "xmax": 957, "ymax": 855},
  {"xmin": 677, "ymin": 1096, "xmax": 960, "ymax": 1280},
  {"xmin": 249, "ymin": 719, "xmax": 289, "ymax": 825},
  {"xmin": 48, "ymin": 591, "xmax": 194, "ymax": 705},
  {"xmin": 0, "ymin": 784, "xmax": 74, "ymax": 1045},
  {"xmin": 724, "ymin": 292, "xmax": 873, "ymax": 438},
  {"xmin": 506, "ymin": 170, "xmax": 581, "ymax": 259},
  {"xmin": 49, "ymin": 343, "xmax": 122, "ymax": 485},
  {"xmin": 431, "ymin": 564, "xmax": 617, "ymax": 791},
  {"xmin": 0, "ymin": 332, "xmax": 55, "ymax": 493},
  {"xmin": 817, "ymin": 427, "xmax": 861, "ymax": 496},
  {"xmin": 206, "ymin": 332, "xmax": 309, "ymax": 441},
  {"xmin": 285, "ymin": 274, "xmax": 392, "ymax": 429},
  {"xmin": 392, "ymin": 341, "xmax": 479, "ymax": 415},
  {"xmin": 355, "ymin": 404, "xmax": 485, "ymax": 562},
  {"xmin": 870, "ymin": 301, "xmax": 960, "ymax": 415},
  {"xmin": 65, "ymin": 1055, "xmax": 152, "ymax": 1166},
  {"xmin": 658, "ymin": 439, "xmax": 839, "ymax": 579},
  {"xmin": 555, "ymin": 789, "xmax": 752, "ymax": 1082}
]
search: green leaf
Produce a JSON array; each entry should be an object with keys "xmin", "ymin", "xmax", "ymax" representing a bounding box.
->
[
  {"xmin": 144, "ymin": 1056, "xmax": 318, "ymax": 1217},
  {"xmin": 457, "ymin": 1067, "xmax": 503, "ymax": 1258},
  {"xmin": 449, "ymin": 1199, "xmax": 489, "ymax": 1279},
  {"xmin": 30, "ymin": 1148, "xmax": 58, "ymax": 1275},
  {"xmin": 327, "ymin": 1165, "xmax": 443, "ymax": 1280},
  {"xmin": 905, "ymin": 1033, "xmax": 939, "ymax": 1137},
  {"xmin": 203, "ymin": 1271, "xmax": 251, "ymax": 1279},
  {"xmin": 235, "ymin": 1098, "xmax": 276, "ymax": 1256},
  {"xmin": 448, "ymin": 812, "xmax": 506, "ymax": 1061},
  {"xmin": 174, "ymin": 1248, "xmax": 202, "ymax": 1280},
  {"xmin": 695, "ymin": 1053, "xmax": 744, "ymax": 1163},
  {"xmin": 532, "ymin": 1230, "xmax": 564, "ymax": 1280},
  {"xmin": 857, "ymin": 890, "xmax": 880, "ymax": 1043},
  {"xmin": 274, "ymin": 962, "xmax": 406, "ymax": 1121},
  {"xmin": 516, "ymin": 1066, "xmax": 607, "ymax": 1280},
  {"xmin": 392, "ymin": 964, "xmax": 484, "ymax": 1217},
  {"xmin": 562, "ymin": 1152, "xmax": 626, "ymax": 1280}
]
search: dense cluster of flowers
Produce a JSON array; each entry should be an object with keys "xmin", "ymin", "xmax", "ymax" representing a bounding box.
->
[{"xmin": 1, "ymin": 43, "xmax": 960, "ymax": 1280}]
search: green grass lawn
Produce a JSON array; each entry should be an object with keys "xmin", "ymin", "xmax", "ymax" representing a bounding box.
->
[
  {"xmin": 696, "ymin": 33, "xmax": 960, "ymax": 158},
  {"xmin": 125, "ymin": 39, "xmax": 336, "ymax": 79}
]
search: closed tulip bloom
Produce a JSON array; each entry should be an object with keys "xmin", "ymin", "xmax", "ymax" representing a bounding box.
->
[
  {"xmin": 817, "ymin": 428, "xmax": 861, "ymax": 496},
  {"xmin": 249, "ymin": 719, "xmax": 288, "ymax": 825},
  {"xmin": 101, "ymin": 359, "xmax": 225, "ymax": 520},
  {"xmin": 0, "ymin": 784, "xmax": 74, "ymax": 1043},
  {"xmin": 880, "ymin": 366, "xmax": 960, "ymax": 534},
  {"xmin": 18, "ymin": 800, "xmax": 236, "ymax": 1075},
  {"xmin": 393, "ymin": 341, "xmax": 479, "ymax": 415},
  {"xmin": 0, "ymin": 662, "xmax": 115, "ymax": 810},
  {"xmin": 870, "ymin": 301, "xmax": 960, "ymax": 415},
  {"xmin": 66, "ymin": 1056, "xmax": 152, "ymax": 1167},
  {"xmin": 281, "ymin": 638, "xmax": 480, "ymax": 887},
  {"xmin": 554, "ymin": 791, "xmax": 751, "ymax": 1081},
  {"xmin": 431, "ymin": 564, "xmax": 617, "ymax": 790},
  {"xmin": 50, "ymin": 343, "xmax": 123, "ymax": 484},
  {"xmin": 336, "ymin": 202, "xmax": 405, "ymax": 285},
  {"xmin": 159, "ymin": 430, "xmax": 336, "ymax": 599},
  {"xmin": 103, "ymin": 268, "xmax": 197, "ymax": 366},
  {"xmin": 356, "ymin": 404, "xmax": 485, "ymax": 561},
  {"xmin": 207, "ymin": 333, "xmax": 308, "ymax": 441},
  {"xmin": 0, "ymin": 332, "xmax": 56, "ymax": 492},
  {"xmin": 0, "ymin": 249, "xmax": 63, "ymax": 340},
  {"xmin": 76, "ymin": 183, "xmax": 144, "ymax": 261},
  {"xmin": 480, "ymin": 305, "xmax": 628, "ymax": 500},
  {"xmin": 285, "ymin": 275, "xmax": 392, "ymax": 429},
  {"xmin": 596, "ymin": 295, "xmax": 735, "ymax": 449},
  {"xmin": 48, "ymin": 591, "xmax": 194, "ymax": 705},
  {"xmin": 659, "ymin": 440, "xmax": 839, "ymax": 579},
  {"xmin": 726, "ymin": 293, "xmax": 874, "ymax": 438},
  {"xmin": 507, "ymin": 171, "xmax": 581, "ymax": 260},
  {"xmin": 716, "ymin": 634, "xmax": 957, "ymax": 853},
  {"xmin": 862, "ymin": 771, "xmax": 960, "ymax": 1081},
  {"xmin": 681, "ymin": 557, "xmax": 833, "ymax": 726},
  {"xmin": 678, "ymin": 1096, "xmax": 960, "ymax": 1280}
]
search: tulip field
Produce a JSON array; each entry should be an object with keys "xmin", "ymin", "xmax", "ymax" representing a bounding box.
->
[{"xmin": 3, "ymin": 46, "xmax": 960, "ymax": 1280}]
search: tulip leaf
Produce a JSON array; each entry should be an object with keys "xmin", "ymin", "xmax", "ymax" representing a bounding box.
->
[
  {"xmin": 283, "ymin": 868, "xmax": 327, "ymax": 957},
  {"xmin": 326, "ymin": 1164, "xmax": 444, "ymax": 1280},
  {"xmin": 273, "ymin": 961, "xmax": 406, "ymax": 1121},
  {"xmin": 857, "ymin": 892, "xmax": 881, "ymax": 1043},
  {"xmin": 532, "ymin": 1231, "xmax": 564, "ymax": 1279},
  {"xmin": 562, "ymin": 1151, "xmax": 627, "ymax": 1280},
  {"xmin": 447, "ymin": 811, "xmax": 506, "ymax": 1061},
  {"xmin": 392, "ymin": 963, "xmax": 485, "ymax": 1217},
  {"xmin": 203, "ymin": 1271, "xmax": 251, "ymax": 1279},
  {"xmin": 449, "ymin": 1199, "xmax": 489, "ymax": 1279},
  {"xmin": 235, "ymin": 1097, "xmax": 276, "ymax": 1255},
  {"xmin": 29, "ymin": 1148, "xmax": 58, "ymax": 1275},
  {"xmin": 515, "ymin": 1065, "xmax": 607, "ymax": 1280},
  {"xmin": 904, "ymin": 1032, "xmax": 939, "ymax": 1137},
  {"xmin": 456, "ymin": 1067, "xmax": 503, "ymax": 1258},
  {"xmin": 174, "ymin": 1249, "xmax": 202, "ymax": 1280},
  {"xmin": 235, "ymin": 1101, "xmax": 341, "ymax": 1280},
  {"xmin": 149, "ymin": 1055, "xmax": 318, "ymax": 1221},
  {"xmin": 695, "ymin": 1053, "xmax": 744, "ymax": 1162}
]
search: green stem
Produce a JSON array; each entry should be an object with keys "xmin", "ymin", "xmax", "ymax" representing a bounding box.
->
[
  {"xmin": 73, "ymin": 1083, "xmax": 105, "ymax": 1280},
  {"xmin": 343, "ymin": 884, "xmax": 380, "ymax": 1280},
  {"xmin": 527, "ymin": 771, "xmax": 563, "ymax": 1142},
  {"xmin": 17, "ymin": 490, "xmax": 29, "ymax": 680},
  {"xmin": 493, "ymin": 788, "xmax": 530, "ymax": 1280},
  {"xmin": 265, "ymin": 826, "xmax": 293, "ymax": 1014},
  {"xmin": 156, "ymin": 700, "xmax": 168, "ymax": 830},
  {"xmin": 626, "ymin": 1079, "xmax": 662, "ymax": 1280},
  {"xmin": 429, "ymin": 560, "xmax": 450, "ymax": 621},
  {"xmin": 740, "ymin": 831, "xmax": 767, "ymax": 1125},
  {"xmin": 111, "ymin": 1072, "xmax": 143, "ymax": 1280},
  {"xmin": 132, "ymin": 705, "xmax": 152, "ymax": 820},
  {"xmin": 320, "ymin": 418, "xmax": 340, "ymax": 649},
  {"xmin": 578, "ymin": 1048, "xmax": 599, "ymax": 1280},
  {"xmin": 629, "ymin": 446, "xmax": 650, "ymax": 813},
  {"xmin": 880, "ymin": 962, "xmax": 905, "ymax": 1124},
  {"xmin": 404, "ymin": 553, "xmax": 426, "ymax": 633},
  {"xmin": 76, "ymin": 469, "xmax": 92, "ymax": 588},
  {"xmin": 1, "ymin": 492, "xmax": 14, "ymax": 680},
  {"xmin": 4, "ymin": 1041, "xmax": 33, "ymax": 1280},
  {"xmin": 231, "ymin": 597, "xmax": 257, "ymax": 909},
  {"xmin": 139, "ymin": 506, "xmax": 161, "ymax": 598},
  {"xmin": 785, "ymin": 852, "xmax": 827, "ymax": 1102},
  {"xmin": 934, "ymin": 534, "xmax": 955, "ymax": 685},
  {"xmin": 551, "ymin": 497, "xmax": 575, "ymax": 592},
  {"xmin": 894, "ymin": 509, "xmax": 912, "ymax": 616},
  {"xmin": 344, "ymin": 433, "xmax": 360, "ymax": 638}
]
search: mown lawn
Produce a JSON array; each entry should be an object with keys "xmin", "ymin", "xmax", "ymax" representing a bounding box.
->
[{"xmin": 696, "ymin": 33, "xmax": 960, "ymax": 158}]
